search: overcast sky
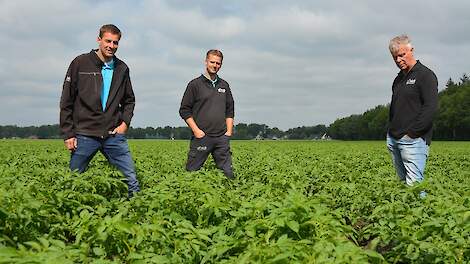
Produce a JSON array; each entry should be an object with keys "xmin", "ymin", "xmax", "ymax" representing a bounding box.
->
[{"xmin": 1, "ymin": 0, "xmax": 469, "ymax": 130}]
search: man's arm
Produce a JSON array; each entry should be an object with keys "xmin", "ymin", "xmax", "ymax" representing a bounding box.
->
[
  {"xmin": 117, "ymin": 68, "xmax": 135, "ymax": 134},
  {"xmin": 408, "ymin": 72, "xmax": 438, "ymax": 138},
  {"xmin": 179, "ymin": 82, "xmax": 205, "ymax": 137},
  {"xmin": 185, "ymin": 117, "xmax": 205, "ymax": 138},
  {"xmin": 179, "ymin": 82, "xmax": 195, "ymax": 120},
  {"xmin": 225, "ymin": 118, "xmax": 234, "ymax": 136},
  {"xmin": 225, "ymin": 85, "xmax": 235, "ymax": 137},
  {"xmin": 60, "ymin": 59, "xmax": 78, "ymax": 150}
]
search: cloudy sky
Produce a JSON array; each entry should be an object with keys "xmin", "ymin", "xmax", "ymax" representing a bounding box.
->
[{"xmin": 1, "ymin": 0, "xmax": 469, "ymax": 130}]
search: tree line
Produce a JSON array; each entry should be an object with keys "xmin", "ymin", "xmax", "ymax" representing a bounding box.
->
[
  {"xmin": 1, "ymin": 74, "xmax": 468, "ymax": 140},
  {"xmin": 0, "ymin": 123, "xmax": 327, "ymax": 140},
  {"xmin": 328, "ymin": 74, "xmax": 470, "ymax": 140}
]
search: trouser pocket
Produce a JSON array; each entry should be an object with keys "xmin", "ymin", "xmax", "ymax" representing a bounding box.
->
[{"xmin": 186, "ymin": 137, "xmax": 211, "ymax": 171}]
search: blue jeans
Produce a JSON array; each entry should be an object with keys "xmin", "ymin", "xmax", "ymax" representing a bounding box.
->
[
  {"xmin": 386, "ymin": 134, "xmax": 429, "ymax": 186},
  {"xmin": 70, "ymin": 134, "xmax": 140, "ymax": 196}
]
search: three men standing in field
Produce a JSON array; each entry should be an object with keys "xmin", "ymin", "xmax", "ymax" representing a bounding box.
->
[
  {"xmin": 386, "ymin": 35, "xmax": 438, "ymax": 193},
  {"xmin": 59, "ymin": 25, "xmax": 437, "ymax": 195},
  {"xmin": 59, "ymin": 24, "xmax": 140, "ymax": 197}
]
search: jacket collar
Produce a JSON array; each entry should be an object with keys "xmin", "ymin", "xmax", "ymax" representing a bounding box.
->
[
  {"xmin": 398, "ymin": 60, "xmax": 422, "ymax": 77},
  {"xmin": 90, "ymin": 49, "xmax": 120, "ymax": 68},
  {"xmin": 200, "ymin": 73, "xmax": 219, "ymax": 86}
]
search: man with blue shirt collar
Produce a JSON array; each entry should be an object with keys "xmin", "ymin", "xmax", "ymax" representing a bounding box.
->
[
  {"xmin": 179, "ymin": 49, "xmax": 235, "ymax": 179},
  {"xmin": 60, "ymin": 24, "xmax": 140, "ymax": 197},
  {"xmin": 386, "ymin": 35, "xmax": 438, "ymax": 197},
  {"xmin": 101, "ymin": 59, "xmax": 114, "ymax": 111}
]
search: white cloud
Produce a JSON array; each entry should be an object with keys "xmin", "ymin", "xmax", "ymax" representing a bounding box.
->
[{"xmin": 0, "ymin": 0, "xmax": 469, "ymax": 130}]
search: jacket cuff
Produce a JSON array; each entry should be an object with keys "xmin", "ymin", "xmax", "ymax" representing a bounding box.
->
[
  {"xmin": 63, "ymin": 132, "xmax": 76, "ymax": 140},
  {"xmin": 122, "ymin": 118, "xmax": 131, "ymax": 127},
  {"xmin": 181, "ymin": 113, "xmax": 192, "ymax": 120}
]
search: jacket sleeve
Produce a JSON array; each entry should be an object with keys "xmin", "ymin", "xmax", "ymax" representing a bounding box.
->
[
  {"xmin": 120, "ymin": 68, "xmax": 135, "ymax": 127},
  {"xmin": 59, "ymin": 59, "xmax": 78, "ymax": 140},
  {"xmin": 408, "ymin": 72, "xmax": 439, "ymax": 138},
  {"xmin": 388, "ymin": 77, "xmax": 399, "ymax": 122},
  {"xmin": 225, "ymin": 84, "xmax": 234, "ymax": 118},
  {"xmin": 179, "ymin": 82, "xmax": 195, "ymax": 120}
]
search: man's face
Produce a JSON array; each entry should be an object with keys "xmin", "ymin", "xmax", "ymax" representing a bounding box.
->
[
  {"xmin": 97, "ymin": 32, "xmax": 120, "ymax": 59},
  {"xmin": 205, "ymin": 54, "xmax": 222, "ymax": 75},
  {"xmin": 391, "ymin": 44, "xmax": 415, "ymax": 72}
]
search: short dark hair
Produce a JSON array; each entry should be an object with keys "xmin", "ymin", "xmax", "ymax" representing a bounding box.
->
[
  {"xmin": 206, "ymin": 49, "xmax": 223, "ymax": 60},
  {"xmin": 99, "ymin": 24, "xmax": 121, "ymax": 39}
]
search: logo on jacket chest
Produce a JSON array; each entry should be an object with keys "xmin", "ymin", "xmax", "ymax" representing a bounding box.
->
[
  {"xmin": 217, "ymin": 88, "xmax": 226, "ymax": 93},
  {"xmin": 406, "ymin": 78, "xmax": 416, "ymax": 85}
]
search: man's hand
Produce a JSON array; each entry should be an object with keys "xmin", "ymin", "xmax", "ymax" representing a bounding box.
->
[
  {"xmin": 64, "ymin": 137, "xmax": 77, "ymax": 151},
  {"xmin": 112, "ymin": 122, "xmax": 128, "ymax": 134},
  {"xmin": 184, "ymin": 117, "xmax": 205, "ymax": 138},
  {"xmin": 194, "ymin": 129, "xmax": 206, "ymax": 139},
  {"xmin": 225, "ymin": 118, "xmax": 233, "ymax": 137}
]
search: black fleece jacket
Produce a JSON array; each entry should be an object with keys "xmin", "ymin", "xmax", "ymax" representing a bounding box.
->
[
  {"xmin": 388, "ymin": 61, "xmax": 438, "ymax": 145},
  {"xmin": 179, "ymin": 74, "xmax": 234, "ymax": 137},
  {"xmin": 60, "ymin": 50, "xmax": 135, "ymax": 139}
]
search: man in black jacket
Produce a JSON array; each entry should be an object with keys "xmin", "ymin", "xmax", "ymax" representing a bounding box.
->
[
  {"xmin": 179, "ymin": 49, "xmax": 235, "ymax": 179},
  {"xmin": 386, "ymin": 35, "xmax": 438, "ymax": 193},
  {"xmin": 60, "ymin": 24, "xmax": 140, "ymax": 197}
]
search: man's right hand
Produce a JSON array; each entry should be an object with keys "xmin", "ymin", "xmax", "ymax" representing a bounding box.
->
[
  {"xmin": 185, "ymin": 117, "xmax": 205, "ymax": 139},
  {"xmin": 64, "ymin": 137, "xmax": 77, "ymax": 151},
  {"xmin": 194, "ymin": 129, "xmax": 206, "ymax": 139}
]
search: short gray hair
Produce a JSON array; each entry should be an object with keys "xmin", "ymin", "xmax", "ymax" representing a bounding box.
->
[{"xmin": 389, "ymin": 34, "xmax": 413, "ymax": 54}]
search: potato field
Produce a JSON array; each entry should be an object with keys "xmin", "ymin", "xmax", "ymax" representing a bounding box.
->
[{"xmin": 0, "ymin": 140, "xmax": 469, "ymax": 263}]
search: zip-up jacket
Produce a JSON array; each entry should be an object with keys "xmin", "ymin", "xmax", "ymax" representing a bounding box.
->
[
  {"xmin": 179, "ymin": 74, "xmax": 234, "ymax": 137},
  {"xmin": 60, "ymin": 50, "xmax": 135, "ymax": 139},
  {"xmin": 388, "ymin": 61, "xmax": 438, "ymax": 145}
]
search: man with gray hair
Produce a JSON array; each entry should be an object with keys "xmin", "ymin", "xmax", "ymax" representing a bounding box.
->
[{"xmin": 386, "ymin": 34, "xmax": 438, "ymax": 196}]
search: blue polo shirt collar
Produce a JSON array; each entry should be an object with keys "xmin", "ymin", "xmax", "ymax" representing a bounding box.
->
[
  {"xmin": 103, "ymin": 59, "xmax": 114, "ymax": 70},
  {"xmin": 202, "ymin": 73, "xmax": 218, "ymax": 87}
]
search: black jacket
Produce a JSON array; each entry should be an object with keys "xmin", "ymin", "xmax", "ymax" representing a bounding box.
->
[
  {"xmin": 60, "ymin": 50, "xmax": 135, "ymax": 139},
  {"xmin": 388, "ymin": 61, "xmax": 438, "ymax": 145},
  {"xmin": 179, "ymin": 74, "xmax": 234, "ymax": 137}
]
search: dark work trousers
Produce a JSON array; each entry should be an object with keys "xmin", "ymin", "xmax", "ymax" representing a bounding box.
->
[{"xmin": 186, "ymin": 135, "xmax": 233, "ymax": 179}]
